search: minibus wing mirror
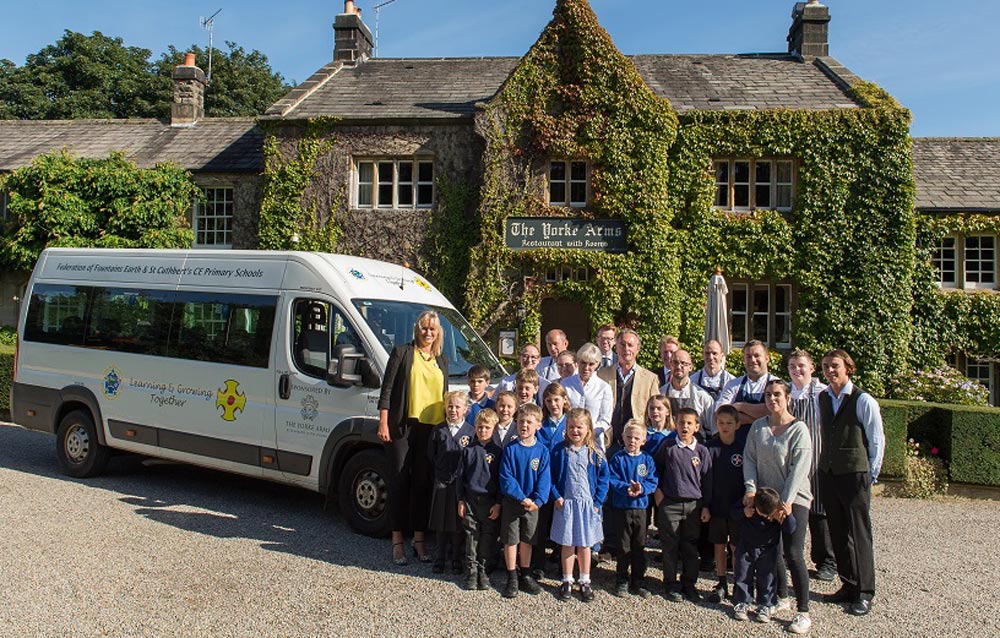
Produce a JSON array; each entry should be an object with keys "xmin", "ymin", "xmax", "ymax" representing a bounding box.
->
[{"xmin": 328, "ymin": 344, "xmax": 363, "ymax": 388}]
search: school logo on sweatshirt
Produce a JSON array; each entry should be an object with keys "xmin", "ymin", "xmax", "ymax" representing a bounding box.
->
[
  {"xmin": 691, "ymin": 457, "xmax": 701, "ymax": 468},
  {"xmin": 485, "ymin": 454, "xmax": 495, "ymax": 465},
  {"xmin": 531, "ymin": 458, "xmax": 541, "ymax": 471},
  {"xmin": 459, "ymin": 435, "xmax": 471, "ymax": 447},
  {"xmin": 637, "ymin": 464, "xmax": 649, "ymax": 477},
  {"xmin": 731, "ymin": 453, "xmax": 743, "ymax": 467}
]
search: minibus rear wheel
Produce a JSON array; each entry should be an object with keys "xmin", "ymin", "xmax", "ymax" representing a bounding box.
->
[
  {"xmin": 56, "ymin": 410, "xmax": 111, "ymax": 478},
  {"xmin": 339, "ymin": 449, "xmax": 391, "ymax": 538}
]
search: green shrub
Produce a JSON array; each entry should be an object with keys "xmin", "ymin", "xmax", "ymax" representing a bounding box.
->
[
  {"xmin": 878, "ymin": 399, "xmax": 909, "ymax": 478},
  {"xmin": 950, "ymin": 407, "xmax": 1000, "ymax": 486},
  {"xmin": 889, "ymin": 366, "xmax": 989, "ymax": 406},
  {"xmin": 0, "ymin": 326, "xmax": 15, "ymax": 347},
  {"xmin": 0, "ymin": 347, "xmax": 14, "ymax": 415}
]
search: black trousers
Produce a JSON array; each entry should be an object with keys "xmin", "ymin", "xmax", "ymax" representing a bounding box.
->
[
  {"xmin": 386, "ymin": 419, "xmax": 433, "ymax": 534},
  {"xmin": 774, "ymin": 503, "xmax": 811, "ymax": 613},
  {"xmin": 809, "ymin": 511, "xmax": 837, "ymax": 570},
  {"xmin": 657, "ymin": 499, "xmax": 700, "ymax": 590},
  {"xmin": 463, "ymin": 494, "xmax": 499, "ymax": 571},
  {"xmin": 612, "ymin": 507, "xmax": 648, "ymax": 585},
  {"xmin": 819, "ymin": 470, "xmax": 876, "ymax": 600}
]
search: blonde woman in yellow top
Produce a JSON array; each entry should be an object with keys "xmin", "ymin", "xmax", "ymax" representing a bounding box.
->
[{"xmin": 378, "ymin": 311, "xmax": 449, "ymax": 565}]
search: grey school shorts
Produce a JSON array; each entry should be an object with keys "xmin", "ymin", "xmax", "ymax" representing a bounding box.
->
[{"xmin": 500, "ymin": 496, "xmax": 540, "ymax": 545}]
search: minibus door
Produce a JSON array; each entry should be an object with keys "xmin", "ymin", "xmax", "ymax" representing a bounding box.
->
[{"xmin": 273, "ymin": 296, "xmax": 371, "ymax": 482}]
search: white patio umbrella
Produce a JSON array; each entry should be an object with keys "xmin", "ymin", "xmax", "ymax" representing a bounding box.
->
[{"xmin": 705, "ymin": 267, "xmax": 731, "ymax": 355}]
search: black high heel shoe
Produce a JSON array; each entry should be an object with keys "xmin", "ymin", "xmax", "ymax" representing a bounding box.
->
[
  {"xmin": 391, "ymin": 542, "xmax": 409, "ymax": 566},
  {"xmin": 412, "ymin": 539, "xmax": 432, "ymax": 563}
]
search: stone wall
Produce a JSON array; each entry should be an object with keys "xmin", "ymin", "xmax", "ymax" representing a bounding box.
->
[{"xmin": 268, "ymin": 121, "xmax": 485, "ymax": 265}]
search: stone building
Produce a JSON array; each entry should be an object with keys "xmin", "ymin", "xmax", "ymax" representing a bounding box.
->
[{"xmin": 0, "ymin": 0, "xmax": 997, "ymax": 402}]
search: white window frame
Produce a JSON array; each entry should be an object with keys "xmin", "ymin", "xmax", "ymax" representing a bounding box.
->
[
  {"xmin": 963, "ymin": 234, "xmax": 996, "ymax": 290},
  {"xmin": 353, "ymin": 158, "xmax": 435, "ymax": 210},
  {"xmin": 193, "ymin": 186, "xmax": 234, "ymax": 249},
  {"xmin": 548, "ymin": 160, "xmax": 589, "ymax": 208},
  {"xmin": 934, "ymin": 233, "xmax": 997, "ymax": 290},
  {"xmin": 730, "ymin": 281, "xmax": 794, "ymax": 349},
  {"xmin": 713, "ymin": 158, "xmax": 795, "ymax": 213},
  {"xmin": 965, "ymin": 357, "xmax": 997, "ymax": 406}
]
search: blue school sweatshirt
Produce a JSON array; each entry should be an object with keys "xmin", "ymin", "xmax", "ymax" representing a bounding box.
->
[
  {"xmin": 608, "ymin": 449, "xmax": 660, "ymax": 510},
  {"xmin": 465, "ymin": 394, "xmax": 496, "ymax": 426},
  {"xmin": 536, "ymin": 414, "xmax": 567, "ymax": 450},
  {"xmin": 499, "ymin": 439, "xmax": 551, "ymax": 508},
  {"xmin": 643, "ymin": 429, "xmax": 676, "ymax": 457},
  {"xmin": 548, "ymin": 441, "xmax": 610, "ymax": 507},
  {"xmin": 458, "ymin": 438, "xmax": 503, "ymax": 503}
]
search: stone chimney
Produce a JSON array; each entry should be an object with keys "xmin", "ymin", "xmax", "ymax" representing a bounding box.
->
[
  {"xmin": 334, "ymin": 0, "xmax": 374, "ymax": 64},
  {"xmin": 171, "ymin": 52, "xmax": 206, "ymax": 126},
  {"xmin": 788, "ymin": 1, "xmax": 831, "ymax": 58}
]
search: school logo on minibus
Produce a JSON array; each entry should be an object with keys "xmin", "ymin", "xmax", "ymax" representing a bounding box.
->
[
  {"xmin": 216, "ymin": 380, "xmax": 247, "ymax": 422},
  {"xmin": 349, "ymin": 268, "xmax": 365, "ymax": 280},
  {"xmin": 415, "ymin": 277, "xmax": 432, "ymax": 292},
  {"xmin": 301, "ymin": 394, "xmax": 319, "ymax": 421},
  {"xmin": 102, "ymin": 366, "xmax": 123, "ymax": 400}
]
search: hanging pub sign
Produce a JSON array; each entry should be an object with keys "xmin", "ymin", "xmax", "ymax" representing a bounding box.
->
[{"xmin": 504, "ymin": 217, "xmax": 628, "ymax": 253}]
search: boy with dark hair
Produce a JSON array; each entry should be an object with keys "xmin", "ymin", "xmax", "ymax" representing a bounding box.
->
[
  {"xmin": 654, "ymin": 407, "xmax": 712, "ymax": 602},
  {"xmin": 466, "ymin": 364, "xmax": 495, "ymax": 426},
  {"xmin": 731, "ymin": 487, "xmax": 797, "ymax": 624},
  {"xmin": 706, "ymin": 404, "xmax": 748, "ymax": 603}
]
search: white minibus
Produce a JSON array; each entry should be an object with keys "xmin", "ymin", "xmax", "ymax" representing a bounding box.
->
[{"xmin": 11, "ymin": 248, "xmax": 505, "ymax": 536}]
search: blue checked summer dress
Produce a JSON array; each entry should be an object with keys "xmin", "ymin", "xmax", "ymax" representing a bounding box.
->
[{"xmin": 550, "ymin": 446, "xmax": 603, "ymax": 547}]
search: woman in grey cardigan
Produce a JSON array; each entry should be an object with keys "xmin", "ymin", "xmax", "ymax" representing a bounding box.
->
[{"xmin": 743, "ymin": 378, "xmax": 813, "ymax": 634}]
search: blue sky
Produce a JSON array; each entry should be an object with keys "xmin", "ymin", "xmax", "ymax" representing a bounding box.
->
[{"xmin": 3, "ymin": 0, "xmax": 997, "ymax": 137}]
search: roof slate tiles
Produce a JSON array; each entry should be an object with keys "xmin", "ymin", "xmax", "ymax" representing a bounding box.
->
[
  {"xmin": 268, "ymin": 53, "xmax": 862, "ymax": 121},
  {"xmin": 0, "ymin": 119, "xmax": 262, "ymax": 173},
  {"xmin": 912, "ymin": 138, "xmax": 1000, "ymax": 211}
]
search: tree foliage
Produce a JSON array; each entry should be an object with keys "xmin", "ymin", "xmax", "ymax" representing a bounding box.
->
[
  {"xmin": 0, "ymin": 150, "xmax": 197, "ymax": 270},
  {"xmin": 154, "ymin": 43, "xmax": 290, "ymax": 118},
  {"xmin": 0, "ymin": 30, "xmax": 289, "ymax": 120}
]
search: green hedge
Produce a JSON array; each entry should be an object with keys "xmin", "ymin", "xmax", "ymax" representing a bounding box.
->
[
  {"xmin": 0, "ymin": 345, "xmax": 14, "ymax": 417},
  {"xmin": 879, "ymin": 398, "xmax": 1000, "ymax": 487}
]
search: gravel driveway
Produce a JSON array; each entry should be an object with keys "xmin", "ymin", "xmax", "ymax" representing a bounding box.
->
[{"xmin": 1, "ymin": 424, "xmax": 997, "ymax": 638}]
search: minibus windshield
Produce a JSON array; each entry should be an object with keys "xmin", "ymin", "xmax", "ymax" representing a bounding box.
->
[{"xmin": 353, "ymin": 300, "xmax": 506, "ymax": 380}]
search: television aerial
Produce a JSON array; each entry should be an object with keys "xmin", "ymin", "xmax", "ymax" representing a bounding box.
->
[
  {"xmin": 373, "ymin": 0, "xmax": 399, "ymax": 58},
  {"xmin": 199, "ymin": 8, "xmax": 222, "ymax": 83}
]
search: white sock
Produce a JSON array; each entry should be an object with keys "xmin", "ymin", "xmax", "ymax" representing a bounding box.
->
[
  {"xmin": 579, "ymin": 573, "xmax": 591, "ymax": 584},
  {"xmin": 562, "ymin": 574, "xmax": 574, "ymax": 583}
]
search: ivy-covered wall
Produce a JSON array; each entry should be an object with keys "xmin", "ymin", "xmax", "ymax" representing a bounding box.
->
[{"xmin": 468, "ymin": 0, "xmax": 680, "ymax": 361}]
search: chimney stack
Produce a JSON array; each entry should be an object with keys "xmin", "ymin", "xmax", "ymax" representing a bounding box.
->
[
  {"xmin": 788, "ymin": 1, "xmax": 831, "ymax": 58},
  {"xmin": 171, "ymin": 53, "xmax": 206, "ymax": 126},
  {"xmin": 334, "ymin": 0, "xmax": 373, "ymax": 64}
]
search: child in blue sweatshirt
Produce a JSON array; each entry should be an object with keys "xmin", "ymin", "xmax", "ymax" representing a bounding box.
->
[
  {"xmin": 530, "ymin": 382, "xmax": 570, "ymax": 578},
  {"xmin": 549, "ymin": 408, "xmax": 609, "ymax": 603},
  {"xmin": 609, "ymin": 420, "xmax": 659, "ymax": 599},
  {"xmin": 498, "ymin": 403, "xmax": 551, "ymax": 599},
  {"xmin": 458, "ymin": 408, "xmax": 502, "ymax": 591}
]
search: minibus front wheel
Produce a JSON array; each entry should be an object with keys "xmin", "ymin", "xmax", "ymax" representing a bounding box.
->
[
  {"xmin": 56, "ymin": 410, "xmax": 111, "ymax": 478},
  {"xmin": 339, "ymin": 449, "xmax": 391, "ymax": 538}
]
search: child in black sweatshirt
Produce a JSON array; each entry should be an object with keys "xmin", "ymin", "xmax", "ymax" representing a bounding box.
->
[{"xmin": 458, "ymin": 409, "xmax": 502, "ymax": 590}]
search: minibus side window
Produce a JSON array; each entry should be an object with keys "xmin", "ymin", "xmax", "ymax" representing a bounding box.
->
[
  {"xmin": 292, "ymin": 298, "xmax": 363, "ymax": 379},
  {"xmin": 172, "ymin": 291, "xmax": 276, "ymax": 368},
  {"xmin": 24, "ymin": 284, "xmax": 89, "ymax": 346}
]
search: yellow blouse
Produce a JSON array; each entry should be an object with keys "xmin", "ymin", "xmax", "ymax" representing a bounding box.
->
[{"xmin": 407, "ymin": 349, "xmax": 444, "ymax": 424}]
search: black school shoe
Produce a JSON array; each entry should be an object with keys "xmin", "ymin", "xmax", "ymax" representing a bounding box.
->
[
  {"xmin": 813, "ymin": 564, "xmax": 837, "ymax": 582},
  {"xmin": 502, "ymin": 572, "xmax": 518, "ymax": 598},
  {"xmin": 665, "ymin": 587, "xmax": 684, "ymax": 603},
  {"xmin": 557, "ymin": 581, "xmax": 573, "ymax": 601},
  {"xmin": 629, "ymin": 584, "xmax": 653, "ymax": 599},
  {"xmin": 614, "ymin": 581, "xmax": 630, "ymax": 598},
  {"xmin": 579, "ymin": 582, "xmax": 595, "ymax": 603},
  {"xmin": 708, "ymin": 581, "xmax": 728, "ymax": 604},
  {"xmin": 477, "ymin": 567, "xmax": 490, "ymax": 591},
  {"xmin": 519, "ymin": 573, "xmax": 542, "ymax": 595},
  {"xmin": 463, "ymin": 569, "xmax": 478, "ymax": 591},
  {"xmin": 849, "ymin": 599, "xmax": 873, "ymax": 616},
  {"xmin": 682, "ymin": 587, "xmax": 702, "ymax": 603}
]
